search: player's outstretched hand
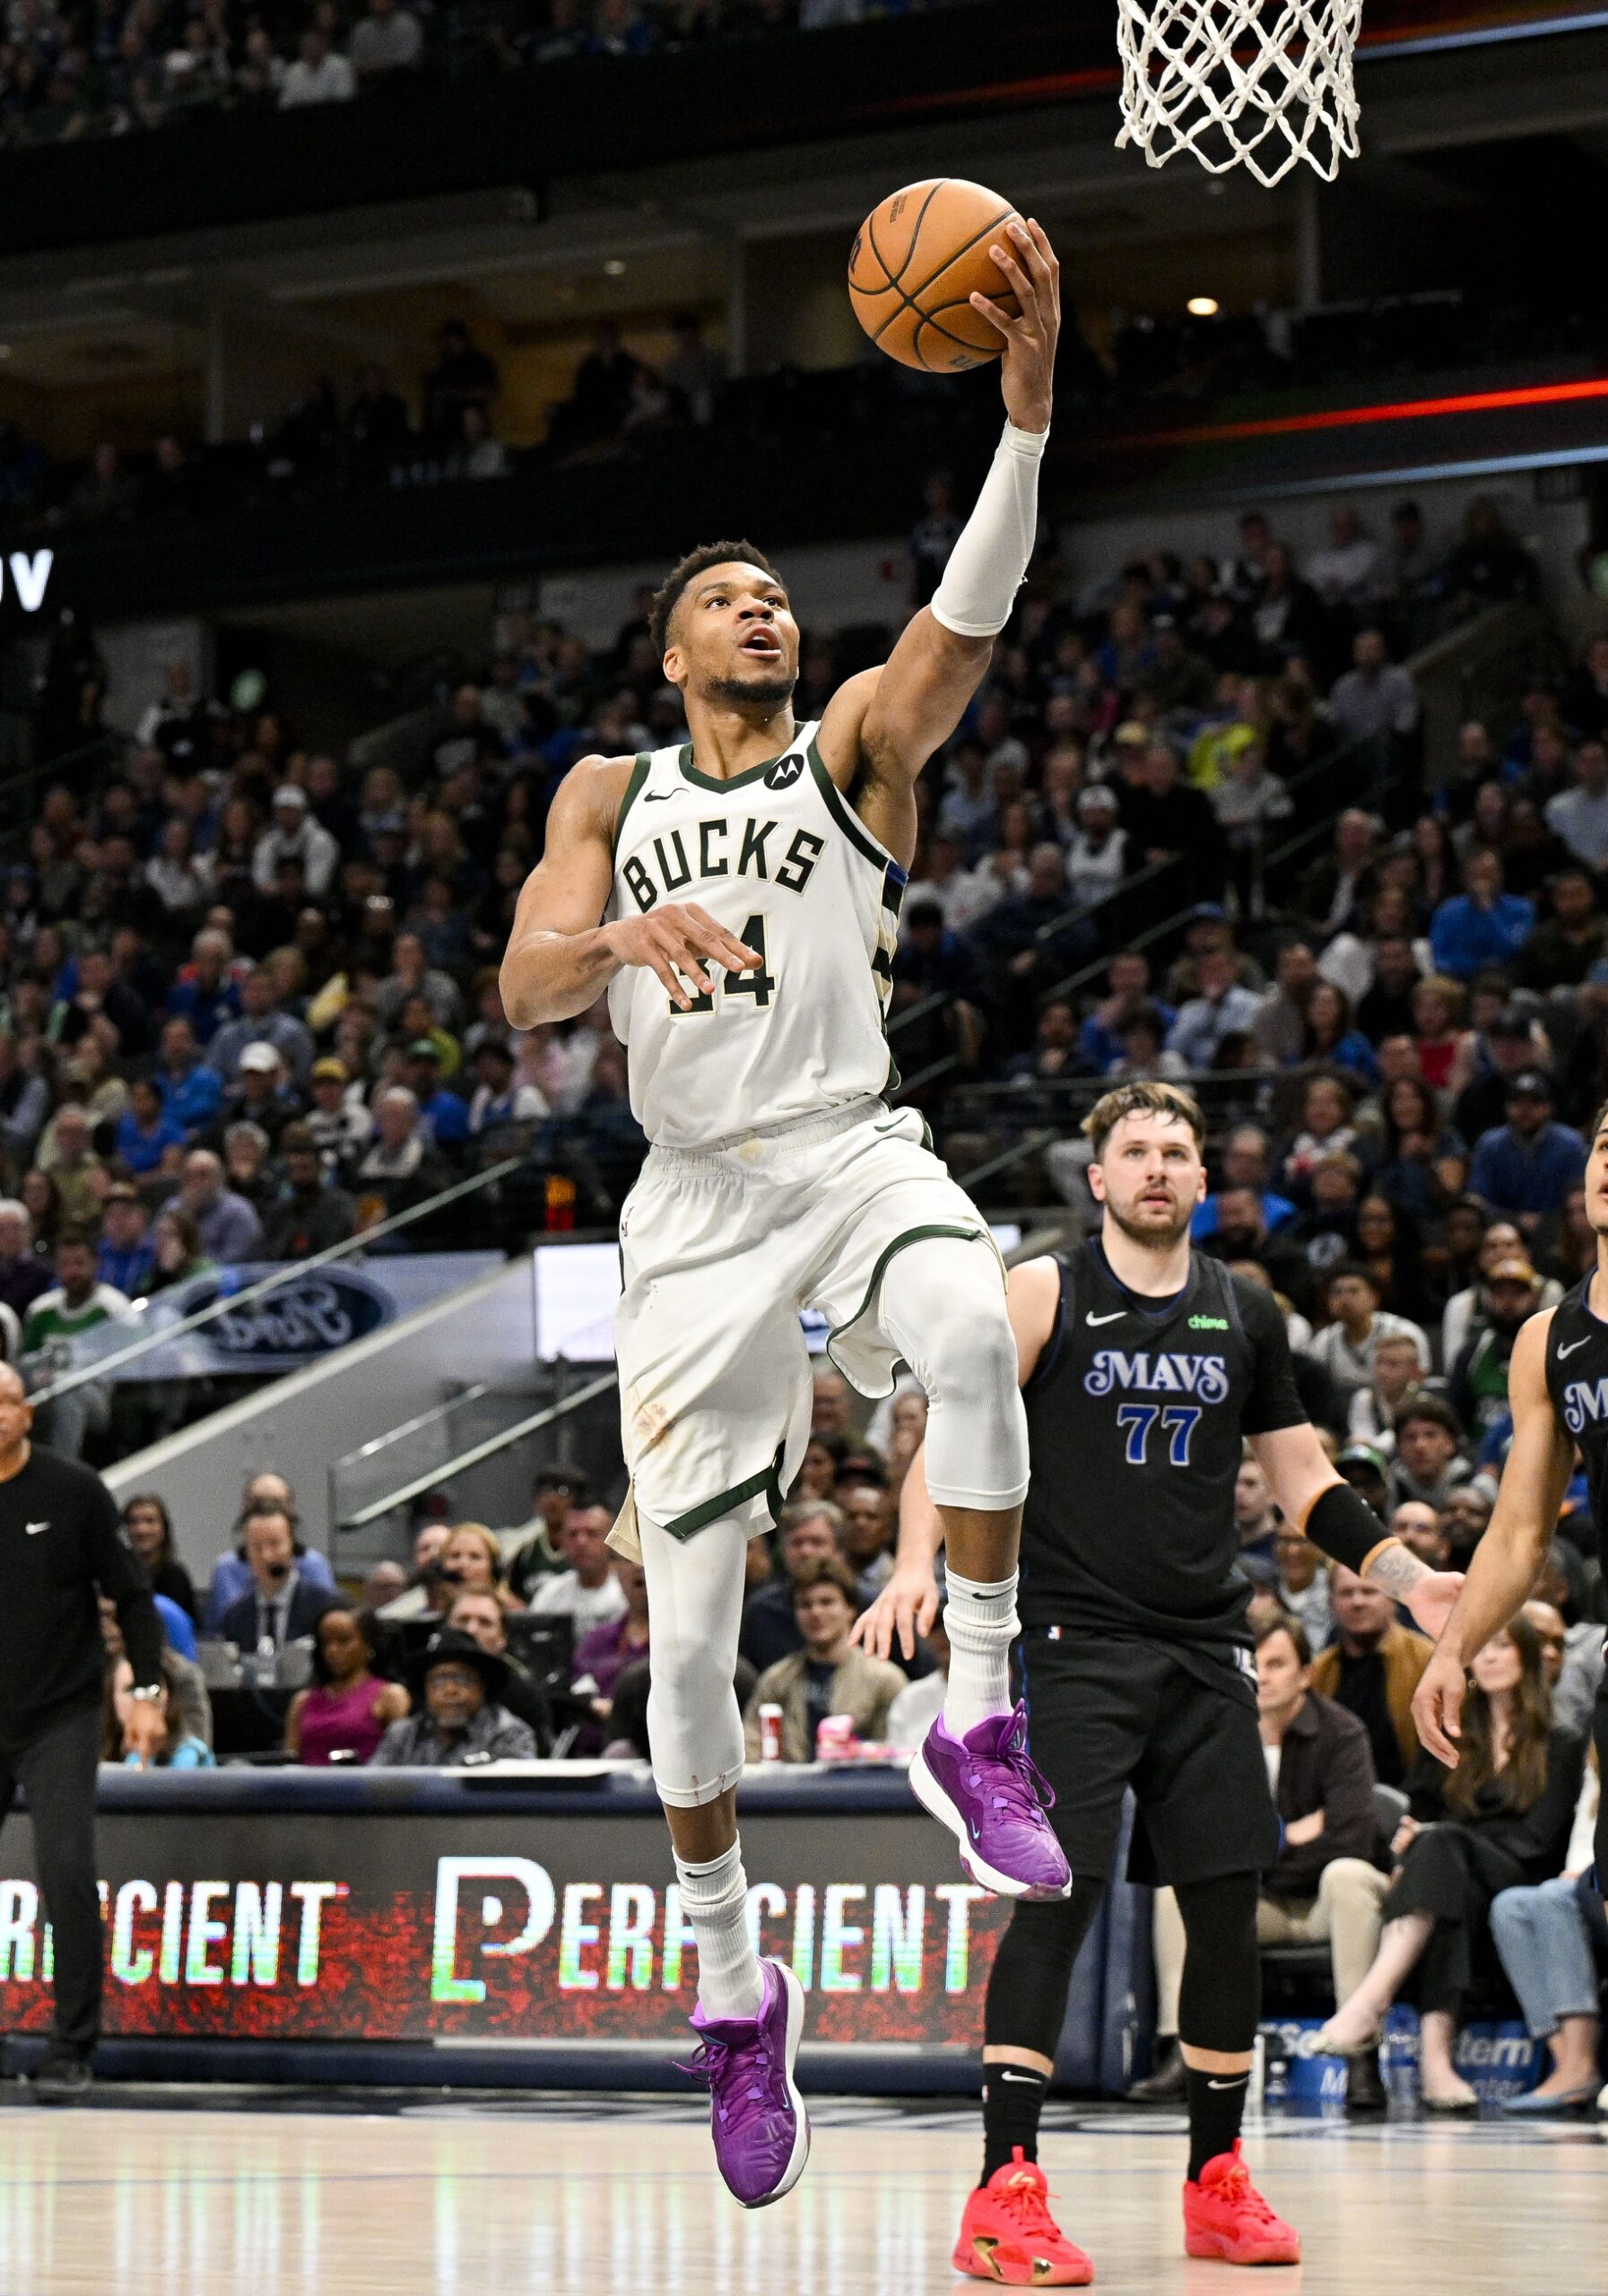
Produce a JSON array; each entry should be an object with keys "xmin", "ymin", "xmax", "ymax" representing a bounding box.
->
[
  {"xmin": 849, "ymin": 1561, "xmax": 939, "ymax": 1664},
  {"xmin": 605, "ymin": 902, "xmax": 761, "ymax": 1011},
  {"xmin": 971, "ymin": 217, "xmax": 1059, "ymax": 435},
  {"xmin": 1412, "ymin": 1642, "xmax": 1467, "ymax": 1770},
  {"xmin": 1402, "ymin": 1568, "xmax": 1465, "ymax": 1642}
]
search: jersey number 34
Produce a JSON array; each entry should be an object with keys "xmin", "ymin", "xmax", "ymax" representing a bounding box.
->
[{"xmin": 671, "ymin": 915, "xmax": 776, "ymax": 1015}]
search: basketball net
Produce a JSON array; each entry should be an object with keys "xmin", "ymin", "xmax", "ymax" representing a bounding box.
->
[{"xmin": 1115, "ymin": 0, "xmax": 1363, "ymax": 187}]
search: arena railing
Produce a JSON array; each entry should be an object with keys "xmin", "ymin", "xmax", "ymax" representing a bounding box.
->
[
  {"xmin": 25, "ymin": 1153, "xmax": 527, "ymax": 1408},
  {"xmin": 942, "ymin": 1066, "xmax": 1296, "ymax": 1205},
  {"xmin": 335, "ymin": 1366, "xmax": 621, "ymax": 1535}
]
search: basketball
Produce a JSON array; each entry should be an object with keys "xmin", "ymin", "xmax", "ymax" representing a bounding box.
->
[{"xmin": 847, "ymin": 178, "xmax": 1022, "ymax": 374}]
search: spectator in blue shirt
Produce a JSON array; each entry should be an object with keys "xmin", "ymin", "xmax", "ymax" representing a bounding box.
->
[
  {"xmin": 159, "ymin": 1148, "xmax": 262, "ymax": 1264},
  {"xmin": 96, "ymin": 1185, "xmax": 157, "ymax": 1296},
  {"xmin": 115, "ymin": 1077, "xmax": 187, "ymax": 1177},
  {"xmin": 893, "ymin": 899, "xmax": 989, "ymax": 1004},
  {"xmin": 1468, "ymin": 1072, "xmax": 1586, "ymax": 1231},
  {"xmin": 934, "ymin": 739, "xmax": 996, "ymax": 861},
  {"xmin": 1165, "ymin": 947, "xmax": 1263, "ymax": 1067},
  {"xmin": 163, "ymin": 925, "xmax": 241, "ymax": 1045},
  {"xmin": 1192, "ymin": 1123, "xmax": 1299, "ymax": 1239},
  {"xmin": 1429, "ymin": 849, "xmax": 1535, "ymax": 980},
  {"xmin": 1079, "ymin": 952, "xmax": 1174, "ymax": 1071},
  {"xmin": 405, "ymin": 1041, "xmax": 470, "ymax": 1148},
  {"xmin": 156, "ymin": 1017, "xmax": 224, "ymax": 1136},
  {"xmin": 153, "ymin": 1594, "xmax": 197, "ymax": 1661}
]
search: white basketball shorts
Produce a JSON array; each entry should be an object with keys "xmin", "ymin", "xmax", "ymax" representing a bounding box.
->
[{"xmin": 609, "ymin": 1097, "xmax": 998, "ymax": 1556}]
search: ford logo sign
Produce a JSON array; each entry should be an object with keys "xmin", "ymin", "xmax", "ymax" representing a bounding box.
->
[{"xmin": 179, "ymin": 1266, "xmax": 394, "ymax": 1361}]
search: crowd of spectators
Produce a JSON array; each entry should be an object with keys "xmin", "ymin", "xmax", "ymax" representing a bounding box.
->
[
  {"xmin": 0, "ymin": 480, "xmax": 1570, "ymax": 1460},
  {"xmin": 0, "ymin": 578, "xmax": 752, "ymax": 1444},
  {"xmin": 0, "ymin": 0, "xmax": 973, "ymax": 148},
  {"xmin": 891, "ymin": 488, "xmax": 1540, "ymax": 1081}
]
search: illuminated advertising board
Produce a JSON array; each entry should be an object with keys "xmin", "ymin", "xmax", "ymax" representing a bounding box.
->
[{"xmin": 0, "ymin": 1804, "xmax": 1009, "ymax": 2052}]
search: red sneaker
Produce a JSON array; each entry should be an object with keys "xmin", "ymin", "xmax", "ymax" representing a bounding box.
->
[
  {"xmin": 952, "ymin": 2150, "xmax": 1095, "ymax": 2286},
  {"xmin": 1182, "ymin": 2141, "xmax": 1301, "ymax": 2266}
]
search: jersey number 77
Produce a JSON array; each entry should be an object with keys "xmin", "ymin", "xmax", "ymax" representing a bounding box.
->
[{"xmin": 1116, "ymin": 1402, "xmax": 1202, "ymax": 1467}]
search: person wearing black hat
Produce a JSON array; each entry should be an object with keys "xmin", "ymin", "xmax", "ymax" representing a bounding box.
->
[
  {"xmin": 1468, "ymin": 1071, "xmax": 1586, "ymax": 1229},
  {"xmin": 1452, "ymin": 1007, "xmax": 1543, "ymax": 1144},
  {"xmin": 259, "ymin": 1124, "xmax": 357, "ymax": 1259},
  {"xmin": 369, "ymin": 1626, "xmax": 538, "ymax": 1765}
]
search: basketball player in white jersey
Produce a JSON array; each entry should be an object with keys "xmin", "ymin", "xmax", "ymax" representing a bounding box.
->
[{"xmin": 500, "ymin": 220, "xmax": 1065, "ymax": 2207}]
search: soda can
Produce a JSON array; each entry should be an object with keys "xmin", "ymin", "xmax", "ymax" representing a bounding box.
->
[
  {"xmin": 758, "ymin": 1704, "xmax": 785, "ymax": 1762},
  {"xmin": 816, "ymin": 1713, "xmax": 855, "ymax": 1761}
]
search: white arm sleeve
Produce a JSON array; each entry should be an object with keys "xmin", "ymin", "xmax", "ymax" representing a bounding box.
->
[{"xmin": 929, "ymin": 420, "xmax": 1047, "ymax": 639}]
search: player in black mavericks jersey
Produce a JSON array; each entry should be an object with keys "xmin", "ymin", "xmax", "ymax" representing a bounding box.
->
[
  {"xmin": 1414, "ymin": 1098, "xmax": 1608, "ymax": 2014},
  {"xmin": 856, "ymin": 1083, "xmax": 1462, "ymax": 2280}
]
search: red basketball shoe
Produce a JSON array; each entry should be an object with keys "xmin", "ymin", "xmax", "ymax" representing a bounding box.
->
[
  {"xmin": 952, "ymin": 2150, "xmax": 1095, "ymax": 2286},
  {"xmin": 1182, "ymin": 2141, "xmax": 1301, "ymax": 2266}
]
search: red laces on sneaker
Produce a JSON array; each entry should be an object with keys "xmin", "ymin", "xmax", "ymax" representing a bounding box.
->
[
  {"xmin": 1212, "ymin": 2155, "xmax": 1281, "ymax": 2228},
  {"xmin": 994, "ymin": 2163, "xmax": 1058, "ymax": 2242}
]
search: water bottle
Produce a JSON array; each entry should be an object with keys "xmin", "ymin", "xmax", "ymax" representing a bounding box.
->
[{"xmin": 253, "ymin": 1634, "xmax": 278, "ymax": 1690}]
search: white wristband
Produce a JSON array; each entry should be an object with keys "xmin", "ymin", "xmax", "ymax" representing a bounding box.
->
[{"xmin": 929, "ymin": 420, "xmax": 1047, "ymax": 639}]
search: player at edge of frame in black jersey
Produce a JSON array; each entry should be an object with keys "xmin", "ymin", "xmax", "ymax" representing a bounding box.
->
[
  {"xmin": 854, "ymin": 1080, "xmax": 1465, "ymax": 2282},
  {"xmin": 1414, "ymin": 1096, "xmax": 1608, "ymax": 1953}
]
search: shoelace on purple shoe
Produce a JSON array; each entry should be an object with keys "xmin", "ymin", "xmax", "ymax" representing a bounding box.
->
[
  {"xmin": 964, "ymin": 1729, "xmax": 1057, "ymax": 1822},
  {"xmin": 676, "ymin": 2031, "xmax": 786, "ymax": 2131}
]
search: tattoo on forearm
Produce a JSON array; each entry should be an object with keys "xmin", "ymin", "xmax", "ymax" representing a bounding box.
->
[{"xmin": 1364, "ymin": 1540, "xmax": 1430, "ymax": 1596}]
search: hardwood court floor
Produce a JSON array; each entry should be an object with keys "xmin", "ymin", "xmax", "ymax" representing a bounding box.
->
[{"xmin": 0, "ymin": 2090, "xmax": 1600, "ymax": 2293}]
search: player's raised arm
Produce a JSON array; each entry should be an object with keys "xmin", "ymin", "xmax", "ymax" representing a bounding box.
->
[
  {"xmin": 851, "ymin": 1254, "xmax": 1059, "ymax": 1661},
  {"xmin": 500, "ymin": 754, "xmax": 760, "ymax": 1026},
  {"xmin": 821, "ymin": 221, "xmax": 1059, "ymax": 827},
  {"xmin": 1411, "ymin": 1310, "xmax": 1575, "ymax": 1766}
]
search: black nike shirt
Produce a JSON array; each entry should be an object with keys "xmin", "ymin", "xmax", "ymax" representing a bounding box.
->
[
  {"xmin": 0, "ymin": 1444, "xmax": 163, "ymax": 1740},
  {"xmin": 1020, "ymin": 1240, "xmax": 1307, "ymax": 1648}
]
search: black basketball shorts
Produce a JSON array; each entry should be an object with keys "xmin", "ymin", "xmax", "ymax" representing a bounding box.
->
[{"xmin": 1019, "ymin": 1627, "xmax": 1282, "ymax": 1887}]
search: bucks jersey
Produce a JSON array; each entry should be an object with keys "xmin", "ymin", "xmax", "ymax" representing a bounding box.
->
[
  {"xmin": 606, "ymin": 722, "xmax": 907, "ymax": 1149},
  {"xmin": 1020, "ymin": 1241, "xmax": 1306, "ymax": 1649},
  {"xmin": 1546, "ymin": 1279, "xmax": 1608, "ymax": 1567}
]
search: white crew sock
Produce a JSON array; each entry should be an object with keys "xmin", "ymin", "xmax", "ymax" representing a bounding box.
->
[
  {"xmin": 942, "ymin": 1568, "xmax": 1019, "ymax": 1737},
  {"xmin": 676, "ymin": 1840, "xmax": 764, "ymax": 2021}
]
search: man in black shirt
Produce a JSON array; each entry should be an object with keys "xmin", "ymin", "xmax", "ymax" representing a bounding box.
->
[
  {"xmin": 858, "ymin": 1082, "xmax": 1461, "ymax": 2281},
  {"xmin": 0, "ymin": 1361, "xmax": 164, "ymax": 2100}
]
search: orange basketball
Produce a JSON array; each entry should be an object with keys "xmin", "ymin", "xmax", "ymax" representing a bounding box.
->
[{"xmin": 847, "ymin": 178, "xmax": 1021, "ymax": 374}]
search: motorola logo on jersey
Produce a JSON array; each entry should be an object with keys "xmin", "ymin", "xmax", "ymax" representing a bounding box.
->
[
  {"xmin": 765, "ymin": 753, "xmax": 805, "ymax": 790},
  {"xmin": 1082, "ymin": 1350, "xmax": 1230, "ymax": 1403},
  {"xmin": 1561, "ymin": 1376, "xmax": 1608, "ymax": 1434},
  {"xmin": 620, "ymin": 819, "xmax": 825, "ymax": 912}
]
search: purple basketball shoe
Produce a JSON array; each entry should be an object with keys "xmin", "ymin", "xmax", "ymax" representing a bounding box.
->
[
  {"xmin": 683, "ymin": 1958, "xmax": 810, "ymax": 2208},
  {"xmin": 909, "ymin": 1702, "xmax": 1071, "ymax": 1900}
]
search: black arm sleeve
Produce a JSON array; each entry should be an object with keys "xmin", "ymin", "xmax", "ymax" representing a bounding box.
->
[
  {"xmin": 85, "ymin": 1474, "xmax": 165, "ymax": 1689},
  {"xmin": 1234, "ymin": 1274, "xmax": 1308, "ymax": 1437},
  {"xmin": 1304, "ymin": 1480, "xmax": 1392, "ymax": 1573}
]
